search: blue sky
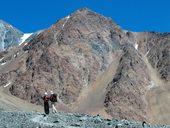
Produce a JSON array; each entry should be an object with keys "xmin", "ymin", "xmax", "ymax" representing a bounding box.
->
[{"xmin": 0, "ymin": 0, "xmax": 170, "ymax": 33}]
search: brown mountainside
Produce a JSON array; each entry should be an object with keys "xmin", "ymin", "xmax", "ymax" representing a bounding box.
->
[{"xmin": 0, "ymin": 8, "xmax": 169, "ymax": 124}]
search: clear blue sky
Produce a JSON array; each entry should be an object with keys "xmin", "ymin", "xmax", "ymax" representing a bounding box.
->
[{"xmin": 1, "ymin": 0, "xmax": 170, "ymax": 33}]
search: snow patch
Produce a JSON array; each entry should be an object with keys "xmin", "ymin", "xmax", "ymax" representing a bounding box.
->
[
  {"xmin": 0, "ymin": 57, "xmax": 4, "ymax": 61},
  {"xmin": 62, "ymin": 15, "xmax": 70, "ymax": 27},
  {"xmin": 146, "ymin": 50, "xmax": 149, "ymax": 55},
  {"xmin": 4, "ymin": 82, "xmax": 11, "ymax": 88},
  {"xmin": 14, "ymin": 54, "xmax": 17, "ymax": 58},
  {"xmin": 20, "ymin": 33, "xmax": 33, "ymax": 45},
  {"xmin": 1, "ymin": 62, "xmax": 6, "ymax": 65},
  {"xmin": 66, "ymin": 15, "xmax": 70, "ymax": 19},
  {"xmin": 135, "ymin": 43, "xmax": 138, "ymax": 50}
]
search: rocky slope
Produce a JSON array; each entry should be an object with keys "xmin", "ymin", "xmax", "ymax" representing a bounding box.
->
[
  {"xmin": 0, "ymin": 111, "xmax": 169, "ymax": 128},
  {"xmin": 0, "ymin": 8, "xmax": 169, "ymax": 124},
  {"xmin": 7, "ymin": 8, "xmax": 122, "ymax": 105},
  {"xmin": 104, "ymin": 32, "xmax": 170, "ymax": 123}
]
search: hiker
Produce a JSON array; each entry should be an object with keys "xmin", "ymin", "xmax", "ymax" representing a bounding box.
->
[
  {"xmin": 50, "ymin": 91, "xmax": 58, "ymax": 113},
  {"xmin": 43, "ymin": 92, "xmax": 50, "ymax": 115}
]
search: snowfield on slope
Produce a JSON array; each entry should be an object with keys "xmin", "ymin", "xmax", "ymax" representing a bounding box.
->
[{"xmin": 20, "ymin": 33, "xmax": 33, "ymax": 45}]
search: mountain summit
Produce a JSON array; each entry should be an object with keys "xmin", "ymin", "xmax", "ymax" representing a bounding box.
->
[{"xmin": 0, "ymin": 8, "xmax": 169, "ymax": 124}]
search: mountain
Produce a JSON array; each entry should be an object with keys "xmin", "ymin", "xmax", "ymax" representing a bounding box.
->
[
  {"xmin": 0, "ymin": 20, "xmax": 37, "ymax": 51},
  {"xmin": 0, "ymin": 8, "xmax": 169, "ymax": 124},
  {"xmin": 0, "ymin": 20, "xmax": 23, "ymax": 51}
]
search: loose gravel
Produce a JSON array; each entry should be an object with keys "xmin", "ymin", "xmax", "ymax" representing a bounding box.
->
[{"xmin": 0, "ymin": 111, "xmax": 169, "ymax": 128}]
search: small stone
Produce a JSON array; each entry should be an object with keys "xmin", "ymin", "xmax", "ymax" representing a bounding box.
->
[
  {"xmin": 108, "ymin": 122, "xmax": 111, "ymax": 125},
  {"xmin": 53, "ymin": 120, "xmax": 59, "ymax": 123},
  {"xmin": 94, "ymin": 117, "xmax": 102, "ymax": 124},
  {"xmin": 70, "ymin": 123, "xmax": 81, "ymax": 127},
  {"xmin": 79, "ymin": 116, "xmax": 88, "ymax": 121},
  {"xmin": 106, "ymin": 118, "xmax": 112, "ymax": 121}
]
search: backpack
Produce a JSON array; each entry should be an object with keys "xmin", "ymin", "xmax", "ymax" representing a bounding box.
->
[
  {"xmin": 44, "ymin": 96, "xmax": 49, "ymax": 102},
  {"xmin": 50, "ymin": 94, "xmax": 57, "ymax": 102}
]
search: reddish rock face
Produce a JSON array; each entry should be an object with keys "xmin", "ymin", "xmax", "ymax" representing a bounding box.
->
[
  {"xmin": 7, "ymin": 8, "xmax": 121, "ymax": 105},
  {"xmin": 0, "ymin": 8, "xmax": 169, "ymax": 123}
]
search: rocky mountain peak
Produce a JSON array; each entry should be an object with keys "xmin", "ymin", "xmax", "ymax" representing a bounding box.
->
[
  {"xmin": 23, "ymin": 8, "xmax": 121, "ymax": 52},
  {"xmin": 51, "ymin": 8, "xmax": 120, "ymax": 33},
  {"xmin": 76, "ymin": 7, "xmax": 93, "ymax": 13},
  {"xmin": 0, "ymin": 20, "xmax": 23, "ymax": 51}
]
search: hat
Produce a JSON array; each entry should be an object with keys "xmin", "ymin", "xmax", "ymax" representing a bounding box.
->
[
  {"xmin": 50, "ymin": 91, "xmax": 54, "ymax": 94},
  {"xmin": 44, "ymin": 92, "xmax": 48, "ymax": 95}
]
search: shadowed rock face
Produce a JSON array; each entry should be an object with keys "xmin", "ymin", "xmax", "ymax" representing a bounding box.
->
[
  {"xmin": 147, "ymin": 33, "xmax": 170, "ymax": 81},
  {"xmin": 0, "ymin": 8, "xmax": 170, "ymax": 123},
  {"xmin": 133, "ymin": 32, "xmax": 170, "ymax": 81},
  {"xmin": 104, "ymin": 46, "xmax": 150, "ymax": 121},
  {"xmin": 103, "ymin": 31, "xmax": 170, "ymax": 122},
  {"xmin": 0, "ymin": 20, "xmax": 23, "ymax": 51}
]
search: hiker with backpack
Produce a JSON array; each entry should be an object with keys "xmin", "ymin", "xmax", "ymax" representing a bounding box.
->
[
  {"xmin": 50, "ymin": 91, "xmax": 58, "ymax": 113},
  {"xmin": 43, "ymin": 92, "xmax": 50, "ymax": 115}
]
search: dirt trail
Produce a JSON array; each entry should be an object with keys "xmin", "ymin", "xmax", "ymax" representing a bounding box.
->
[
  {"xmin": 142, "ymin": 54, "xmax": 170, "ymax": 124},
  {"xmin": 0, "ymin": 86, "xmax": 43, "ymax": 112},
  {"xmin": 71, "ymin": 56, "xmax": 119, "ymax": 119}
]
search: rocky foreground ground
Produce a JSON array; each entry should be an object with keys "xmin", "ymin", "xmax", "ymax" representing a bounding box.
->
[{"xmin": 0, "ymin": 111, "xmax": 169, "ymax": 128}]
